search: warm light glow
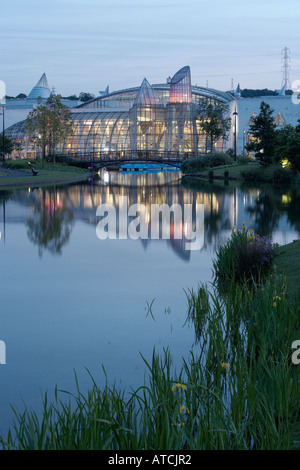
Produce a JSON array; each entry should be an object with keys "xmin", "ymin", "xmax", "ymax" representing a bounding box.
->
[
  {"xmin": 281, "ymin": 158, "xmax": 291, "ymax": 169},
  {"xmin": 281, "ymin": 194, "xmax": 292, "ymax": 205}
]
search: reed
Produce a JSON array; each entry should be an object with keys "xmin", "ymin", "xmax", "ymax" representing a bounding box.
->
[{"xmin": 1, "ymin": 273, "xmax": 298, "ymax": 450}]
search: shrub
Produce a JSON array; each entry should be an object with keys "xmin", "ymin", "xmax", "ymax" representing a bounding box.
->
[
  {"xmin": 208, "ymin": 152, "xmax": 234, "ymax": 167},
  {"xmin": 241, "ymin": 164, "xmax": 292, "ymax": 185},
  {"xmin": 4, "ymin": 158, "xmax": 35, "ymax": 170},
  {"xmin": 236, "ymin": 155, "xmax": 251, "ymax": 165},
  {"xmin": 272, "ymin": 167, "xmax": 292, "ymax": 185},
  {"xmin": 181, "ymin": 153, "xmax": 234, "ymax": 173},
  {"xmin": 213, "ymin": 223, "xmax": 276, "ymax": 284}
]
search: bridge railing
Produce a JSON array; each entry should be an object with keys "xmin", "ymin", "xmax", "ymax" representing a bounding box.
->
[{"xmin": 55, "ymin": 150, "xmax": 196, "ymax": 165}]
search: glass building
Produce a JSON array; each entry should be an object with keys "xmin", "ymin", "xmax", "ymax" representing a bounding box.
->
[{"xmin": 6, "ymin": 66, "xmax": 235, "ymax": 160}]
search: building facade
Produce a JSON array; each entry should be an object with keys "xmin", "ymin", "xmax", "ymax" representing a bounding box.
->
[{"xmin": 4, "ymin": 66, "xmax": 300, "ymax": 160}]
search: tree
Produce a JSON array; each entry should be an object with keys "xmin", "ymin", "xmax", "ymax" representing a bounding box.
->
[
  {"xmin": 14, "ymin": 141, "xmax": 24, "ymax": 158},
  {"xmin": 246, "ymin": 101, "xmax": 276, "ymax": 166},
  {"xmin": 0, "ymin": 134, "xmax": 14, "ymax": 157},
  {"xmin": 196, "ymin": 99, "xmax": 231, "ymax": 154},
  {"xmin": 46, "ymin": 94, "xmax": 73, "ymax": 164},
  {"xmin": 79, "ymin": 92, "xmax": 95, "ymax": 102},
  {"xmin": 25, "ymin": 94, "xmax": 73, "ymax": 166},
  {"xmin": 274, "ymin": 124, "xmax": 300, "ymax": 172}
]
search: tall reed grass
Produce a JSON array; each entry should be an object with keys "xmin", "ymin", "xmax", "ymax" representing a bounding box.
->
[
  {"xmin": 213, "ymin": 223, "xmax": 276, "ymax": 285},
  {"xmin": 1, "ymin": 272, "xmax": 299, "ymax": 450}
]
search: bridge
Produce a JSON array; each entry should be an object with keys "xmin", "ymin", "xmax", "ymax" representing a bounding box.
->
[{"xmin": 56, "ymin": 151, "xmax": 190, "ymax": 170}]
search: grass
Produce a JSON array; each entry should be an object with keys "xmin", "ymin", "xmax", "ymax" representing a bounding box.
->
[
  {"xmin": 0, "ymin": 159, "xmax": 91, "ymax": 190},
  {"xmin": 213, "ymin": 223, "xmax": 276, "ymax": 286},
  {"xmin": 183, "ymin": 162, "xmax": 260, "ymax": 181},
  {"xmin": 275, "ymin": 239, "xmax": 300, "ymax": 300}
]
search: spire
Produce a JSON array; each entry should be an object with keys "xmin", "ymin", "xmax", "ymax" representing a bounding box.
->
[
  {"xmin": 27, "ymin": 73, "xmax": 51, "ymax": 100},
  {"xmin": 234, "ymin": 83, "xmax": 241, "ymax": 98},
  {"xmin": 275, "ymin": 83, "xmax": 286, "ymax": 96},
  {"xmin": 99, "ymin": 85, "xmax": 109, "ymax": 96},
  {"xmin": 134, "ymin": 78, "xmax": 163, "ymax": 106}
]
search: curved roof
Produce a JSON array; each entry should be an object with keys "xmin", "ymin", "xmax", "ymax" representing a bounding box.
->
[
  {"xmin": 76, "ymin": 67, "xmax": 234, "ymax": 110},
  {"xmin": 170, "ymin": 66, "xmax": 190, "ymax": 85}
]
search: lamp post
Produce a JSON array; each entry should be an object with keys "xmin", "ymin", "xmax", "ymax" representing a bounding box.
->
[
  {"xmin": 233, "ymin": 109, "xmax": 238, "ymax": 161},
  {"xmin": 0, "ymin": 105, "xmax": 5, "ymax": 163}
]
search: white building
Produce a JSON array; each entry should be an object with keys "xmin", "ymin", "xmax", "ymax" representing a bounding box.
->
[{"xmin": 227, "ymin": 85, "xmax": 300, "ymax": 156}]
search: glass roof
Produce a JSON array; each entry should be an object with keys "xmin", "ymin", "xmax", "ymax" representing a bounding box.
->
[{"xmin": 27, "ymin": 73, "xmax": 50, "ymax": 100}]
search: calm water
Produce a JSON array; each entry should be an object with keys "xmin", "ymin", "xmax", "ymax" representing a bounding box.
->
[{"xmin": 0, "ymin": 170, "xmax": 299, "ymax": 436}]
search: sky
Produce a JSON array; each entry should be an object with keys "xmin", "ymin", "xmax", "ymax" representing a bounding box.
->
[{"xmin": 1, "ymin": 0, "xmax": 300, "ymax": 97}]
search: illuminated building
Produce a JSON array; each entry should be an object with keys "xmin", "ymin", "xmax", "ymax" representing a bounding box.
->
[
  {"xmin": 5, "ymin": 66, "xmax": 298, "ymax": 160},
  {"xmin": 5, "ymin": 66, "xmax": 234, "ymax": 159}
]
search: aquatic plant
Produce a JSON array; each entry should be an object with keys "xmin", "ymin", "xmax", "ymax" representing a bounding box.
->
[{"xmin": 213, "ymin": 223, "xmax": 277, "ymax": 284}]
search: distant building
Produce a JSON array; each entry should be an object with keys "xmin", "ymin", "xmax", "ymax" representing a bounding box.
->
[
  {"xmin": 4, "ymin": 67, "xmax": 300, "ymax": 160},
  {"xmin": 228, "ymin": 84, "xmax": 300, "ymax": 157},
  {"xmin": 3, "ymin": 73, "xmax": 80, "ymax": 130}
]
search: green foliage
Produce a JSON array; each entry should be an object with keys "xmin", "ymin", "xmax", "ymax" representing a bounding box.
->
[
  {"xmin": 196, "ymin": 99, "xmax": 231, "ymax": 153},
  {"xmin": 3, "ymin": 158, "xmax": 86, "ymax": 173},
  {"xmin": 246, "ymin": 101, "xmax": 277, "ymax": 166},
  {"xmin": 181, "ymin": 153, "xmax": 234, "ymax": 173},
  {"xmin": 241, "ymin": 88, "xmax": 277, "ymax": 98},
  {"xmin": 241, "ymin": 164, "xmax": 292, "ymax": 185},
  {"xmin": 79, "ymin": 92, "xmax": 95, "ymax": 102},
  {"xmin": 213, "ymin": 223, "xmax": 276, "ymax": 284},
  {"xmin": 274, "ymin": 124, "xmax": 300, "ymax": 172},
  {"xmin": 1, "ymin": 273, "xmax": 298, "ymax": 450},
  {"xmin": 0, "ymin": 135, "xmax": 14, "ymax": 155},
  {"xmin": 25, "ymin": 94, "xmax": 73, "ymax": 165}
]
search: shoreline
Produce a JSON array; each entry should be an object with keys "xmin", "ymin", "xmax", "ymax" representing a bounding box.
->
[{"xmin": 0, "ymin": 163, "xmax": 92, "ymax": 190}]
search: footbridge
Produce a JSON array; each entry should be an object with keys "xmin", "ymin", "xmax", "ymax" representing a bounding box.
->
[{"xmin": 56, "ymin": 152, "xmax": 187, "ymax": 170}]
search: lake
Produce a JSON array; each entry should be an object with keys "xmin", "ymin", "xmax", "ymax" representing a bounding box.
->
[{"xmin": 0, "ymin": 170, "xmax": 299, "ymax": 437}]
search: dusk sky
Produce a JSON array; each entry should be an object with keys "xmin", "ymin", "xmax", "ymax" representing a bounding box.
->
[{"xmin": 1, "ymin": 0, "xmax": 300, "ymax": 97}]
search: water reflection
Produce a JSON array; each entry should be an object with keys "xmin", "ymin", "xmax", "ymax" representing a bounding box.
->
[
  {"xmin": 1, "ymin": 171, "xmax": 299, "ymax": 258},
  {"xmin": 26, "ymin": 189, "xmax": 75, "ymax": 257},
  {"xmin": 0, "ymin": 171, "xmax": 300, "ymax": 438}
]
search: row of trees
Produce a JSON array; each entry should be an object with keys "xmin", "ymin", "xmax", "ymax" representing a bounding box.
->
[
  {"xmin": 246, "ymin": 101, "xmax": 300, "ymax": 171},
  {"xmin": 5, "ymin": 92, "xmax": 95, "ymax": 101}
]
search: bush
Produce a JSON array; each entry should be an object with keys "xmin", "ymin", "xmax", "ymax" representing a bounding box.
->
[
  {"xmin": 181, "ymin": 153, "xmax": 234, "ymax": 173},
  {"xmin": 208, "ymin": 153, "xmax": 234, "ymax": 167},
  {"xmin": 236, "ymin": 155, "xmax": 251, "ymax": 165},
  {"xmin": 213, "ymin": 223, "xmax": 276, "ymax": 284},
  {"xmin": 4, "ymin": 158, "xmax": 35, "ymax": 170},
  {"xmin": 241, "ymin": 164, "xmax": 292, "ymax": 185},
  {"xmin": 272, "ymin": 167, "xmax": 292, "ymax": 185}
]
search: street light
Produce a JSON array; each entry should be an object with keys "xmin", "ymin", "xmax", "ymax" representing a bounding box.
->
[
  {"xmin": 233, "ymin": 109, "xmax": 238, "ymax": 161},
  {"xmin": 0, "ymin": 105, "xmax": 5, "ymax": 163}
]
